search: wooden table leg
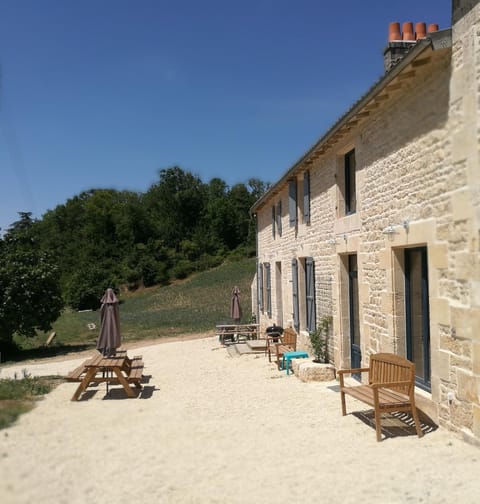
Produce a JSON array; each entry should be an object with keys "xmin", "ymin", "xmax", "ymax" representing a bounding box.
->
[
  {"xmin": 71, "ymin": 367, "xmax": 97, "ymax": 401},
  {"xmin": 112, "ymin": 367, "xmax": 136, "ymax": 398}
]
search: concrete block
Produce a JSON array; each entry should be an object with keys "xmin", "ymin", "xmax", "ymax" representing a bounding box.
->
[{"xmin": 293, "ymin": 360, "xmax": 336, "ymax": 382}]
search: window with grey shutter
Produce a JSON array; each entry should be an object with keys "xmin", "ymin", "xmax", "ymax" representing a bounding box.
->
[
  {"xmin": 271, "ymin": 206, "xmax": 275, "ymax": 238},
  {"xmin": 292, "ymin": 258, "xmax": 299, "ymax": 332},
  {"xmin": 305, "ymin": 257, "xmax": 316, "ymax": 333},
  {"xmin": 265, "ymin": 263, "xmax": 271, "ymax": 317},
  {"xmin": 289, "ymin": 179, "xmax": 297, "ymax": 228},
  {"xmin": 276, "ymin": 200, "xmax": 282, "ymax": 237},
  {"xmin": 304, "ymin": 170, "xmax": 310, "ymax": 224},
  {"xmin": 258, "ymin": 263, "xmax": 264, "ymax": 312}
]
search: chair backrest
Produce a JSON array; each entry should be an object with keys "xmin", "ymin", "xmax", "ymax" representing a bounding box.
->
[
  {"xmin": 369, "ymin": 353, "xmax": 415, "ymax": 394},
  {"xmin": 282, "ymin": 327, "xmax": 297, "ymax": 350}
]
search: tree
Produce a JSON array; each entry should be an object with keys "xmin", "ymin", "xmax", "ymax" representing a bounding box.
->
[
  {"xmin": 144, "ymin": 166, "xmax": 206, "ymax": 250},
  {"xmin": 0, "ymin": 213, "xmax": 64, "ymax": 345}
]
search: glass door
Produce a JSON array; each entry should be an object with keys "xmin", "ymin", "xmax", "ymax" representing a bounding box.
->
[
  {"xmin": 405, "ymin": 247, "xmax": 431, "ymax": 391},
  {"xmin": 348, "ymin": 254, "xmax": 361, "ymax": 379}
]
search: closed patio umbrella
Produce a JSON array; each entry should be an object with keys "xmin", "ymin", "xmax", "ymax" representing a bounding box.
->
[
  {"xmin": 96, "ymin": 288, "xmax": 121, "ymax": 357},
  {"xmin": 230, "ymin": 286, "xmax": 242, "ymax": 323}
]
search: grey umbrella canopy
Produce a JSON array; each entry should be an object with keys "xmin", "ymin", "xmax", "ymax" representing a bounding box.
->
[
  {"xmin": 230, "ymin": 286, "xmax": 242, "ymax": 323},
  {"xmin": 96, "ymin": 288, "xmax": 121, "ymax": 356}
]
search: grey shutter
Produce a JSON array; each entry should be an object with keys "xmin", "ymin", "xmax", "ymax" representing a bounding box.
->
[
  {"xmin": 265, "ymin": 263, "xmax": 271, "ymax": 317},
  {"xmin": 276, "ymin": 200, "xmax": 282, "ymax": 237},
  {"xmin": 305, "ymin": 257, "xmax": 316, "ymax": 333},
  {"xmin": 292, "ymin": 258, "xmax": 299, "ymax": 332},
  {"xmin": 289, "ymin": 179, "xmax": 297, "ymax": 228},
  {"xmin": 271, "ymin": 206, "xmax": 275, "ymax": 238},
  {"xmin": 303, "ymin": 170, "xmax": 310, "ymax": 224},
  {"xmin": 257, "ymin": 263, "xmax": 264, "ymax": 312}
]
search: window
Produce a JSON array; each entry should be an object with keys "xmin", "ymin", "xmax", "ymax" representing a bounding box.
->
[
  {"xmin": 271, "ymin": 206, "xmax": 276, "ymax": 238},
  {"xmin": 303, "ymin": 170, "xmax": 311, "ymax": 224},
  {"xmin": 276, "ymin": 200, "xmax": 282, "ymax": 237},
  {"xmin": 305, "ymin": 257, "xmax": 316, "ymax": 333},
  {"xmin": 291, "ymin": 258, "xmax": 299, "ymax": 331},
  {"xmin": 289, "ymin": 179, "xmax": 297, "ymax": 227},
  {"xmin": 265, "ymin": 263, "xmax": 272, "ymax": 317},
  {"xmin": 257, "ymin": 263, "xmax": 264, "ymax": 312},
  {"xmin": 405, "ymin": 247, "xmax": 431, "ymax": 391},
  {"xmin": 345, "ymin": 149, "xmax": 356, "ymax": 215},
  {"xmin": 348, "ymin": 254, "xmax": 361, "ymax": 377}
]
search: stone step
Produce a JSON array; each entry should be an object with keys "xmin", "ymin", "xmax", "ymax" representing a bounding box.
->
[{"xmin": 246, "ymin": 340, "xmax": 267, "ymax": 352}]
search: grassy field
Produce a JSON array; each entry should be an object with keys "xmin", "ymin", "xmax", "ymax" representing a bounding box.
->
[
  {"xmin": 0, "ymin": 375, "xmax": 64, "ymax": 429},
  {"xmin": 9, "ymin": 257, "xmax": 256, "ymax": 362}
]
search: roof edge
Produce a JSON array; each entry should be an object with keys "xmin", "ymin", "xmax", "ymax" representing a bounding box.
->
[{"xmin": 251, "ymin": 28, "xmax": 452, "ymax": 214}]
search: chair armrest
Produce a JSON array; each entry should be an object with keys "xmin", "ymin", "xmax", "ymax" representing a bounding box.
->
[
  {"xmin": 337, "ymin": 367, "xmax": 369, "ymax": 376},
  {"xmin": 338, "ymin": 368, "xmax": 369, "ymax": 386},
  {"xmin": 370, "ymin": 380, "xmax": 412, "ymax": 389}
]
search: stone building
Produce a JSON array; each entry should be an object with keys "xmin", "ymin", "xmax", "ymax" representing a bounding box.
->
[{"xmin": 251, "ymin": 0, "xmax": 480, "ymax": 444}]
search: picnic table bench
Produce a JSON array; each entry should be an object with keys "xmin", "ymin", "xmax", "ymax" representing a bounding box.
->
[
  {"xmin": 216, "ymin": 324, "xmax": 259, "ymax": 344},
  {"xmin": 338, "ymin": 352, "xmax": 424, "ymax": 441}
]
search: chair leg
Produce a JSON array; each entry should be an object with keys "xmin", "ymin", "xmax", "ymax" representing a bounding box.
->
[
  {"xmin": 374, "ymin": 407, "xmax": 383, "ymax": 442},
  {"xmin": 340, "ymin": 392, "xmax": 347, "ymax": 416},
  {"xmin": 411, "ymin": 406, "xmax": 424, "ymax": 438}
]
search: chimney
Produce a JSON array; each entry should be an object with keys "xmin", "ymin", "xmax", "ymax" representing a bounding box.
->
[{"xmin": 383, "ymin": 21, "xmax": 439, "ymax": 72}]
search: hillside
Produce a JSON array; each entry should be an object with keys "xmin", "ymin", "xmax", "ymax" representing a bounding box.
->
[{"xmin": 9, "ymin": 258, "xmax": 256, "ymax": 362}]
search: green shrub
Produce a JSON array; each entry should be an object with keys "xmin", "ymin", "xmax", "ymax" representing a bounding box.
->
[
  {"xmin": 172, "ymin": 259, "xmax": 194, "ymax": 279},
  {"xmin": 309, "ymin": 316, "xmax": 332, "ymax": 363}
]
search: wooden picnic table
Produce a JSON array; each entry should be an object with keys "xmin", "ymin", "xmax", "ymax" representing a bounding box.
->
[
  {"xmin": 215, "ymin": 323, "xmax": 259, "ymax": 344},
  {"xmin": 70, "ymin": 351, "xmax": 143, "ymax": 401}
]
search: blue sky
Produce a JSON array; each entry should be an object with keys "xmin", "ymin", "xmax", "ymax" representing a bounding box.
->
[{"xmin": 0, "ymin": 0, "xmax": 451, "ymax": 233}]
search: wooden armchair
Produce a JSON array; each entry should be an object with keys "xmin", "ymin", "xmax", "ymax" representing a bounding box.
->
[{"xmin": 270, "ymin": 327, "xmax": 297, "ymax": 369}]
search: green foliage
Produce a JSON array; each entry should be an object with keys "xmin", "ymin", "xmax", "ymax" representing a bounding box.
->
[
  {"xmin": 309, "ymin": 316, "xmax": 332, "ymax": 363},
  {"xmin": 172, "ymin": 259, "xmax": 194, "ymax": 279},
  {"xmin": 0, "ymin": 375, "xmax": 53, "ymax": 400},
  {"xmin": 0, "ymin": 214, "xmax": 64, "ymax": 345},
  {"xmin": 0, "ymin": 375, "xmax": 61, "ymax": 430},
  {"xmin": 0, "ymin": 401, "xmax": 33, "ymax": 430},
  {"xmin": 9, "ymin": 258, "xmax": 256, "ymax": 354},
  {"xmin": 18, "ymin": 166, "xmax": 266, "ymax": 309}
]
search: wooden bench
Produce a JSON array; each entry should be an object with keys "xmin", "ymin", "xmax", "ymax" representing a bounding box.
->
[
  {"xmin": 338, "ymin": 353, "xmax": 424, "ymax": 442},
  {"xmin": 66, "ymin": 357, "xmax": 95, "ymax": 382},
  {"xmin": 268, "ymin": 327, "xmax": 297, "ymax": 369},
  {"xmin": 125, "ymin": 355, "xmax": 145, "ymax": 389}
]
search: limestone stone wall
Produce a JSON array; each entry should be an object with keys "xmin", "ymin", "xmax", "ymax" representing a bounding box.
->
[
  {"xmin": 254, "ymin": 0, "xmax": 480, "ymax": 443},
  {"xmin": 443, "ymin": 0, "xmax": 480, "ymax": 442}
]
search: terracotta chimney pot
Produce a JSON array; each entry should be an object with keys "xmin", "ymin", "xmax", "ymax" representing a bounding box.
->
[
  {"xmin": 427, "ymin": 23, "xmax": 439, "ymax": 33},
  {"xmin": 402, "ymin": 22, "xmax": 415, "ymax": 41},
  {"xmin": 388, "ymin": 22, "xmax": 402, "ymax": 41},
  {"xmin": 415, "ymin": 22, "xmax": 427, "ymax": 39}
]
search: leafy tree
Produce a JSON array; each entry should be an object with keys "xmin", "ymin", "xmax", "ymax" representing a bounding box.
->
[
  {"xmin": 0, "ymin": 213, "xmax": 64, "ymax": 345},
  {"xmin": 10, "ymin": 167, "xmax": 269, "ymax": 309},
  {"xmin": 144, "ymin": 166, "xmax": 206, "ymax": 250}
]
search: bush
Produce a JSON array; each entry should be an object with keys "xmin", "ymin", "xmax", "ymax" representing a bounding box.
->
[
  {"xmin": 309, "ymin": 316, "xmax": 332, "ymax": 363},
  {"xmin": 171, "ymin": 259, "xmax": 194, "ymax": 279}
]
